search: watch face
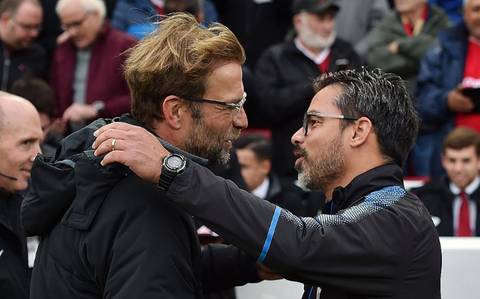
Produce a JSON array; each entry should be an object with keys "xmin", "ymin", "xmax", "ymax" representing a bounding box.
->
[{"xmin": 166, "ymin": 155, "xmax": 184, "ymax": 170}]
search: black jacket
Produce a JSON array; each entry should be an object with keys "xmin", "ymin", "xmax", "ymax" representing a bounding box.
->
[
  {"xmin": 0, "ymin": 40, "xmax": 48, "ymax": 91},
  {"xmin": 265, "ymin": 172, "xmax": 325, "ymax": 217},
  {"xmin": 21, "ymin": 114, "xmax": 260, "ymax": 298},
  {"xmin": 167, "ymin": 163, "xmax": 441, "ymax": 298},
  {"xmin": 412, "ymin": 175, "xmax": 480, "ymax": 236},
  {"xmin": 253, "ymin": 39, "xmax": 363, "ymax": 180},
  {"xmin": 0, "ymin": 189, "xmax": 29, "ymax": 299}
]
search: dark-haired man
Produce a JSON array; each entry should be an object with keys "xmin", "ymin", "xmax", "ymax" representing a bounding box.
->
[
  {"xmin": 0, "ymin": 0, "xmax": 47, "ymax": 91},
  {"xmin": 93, "ymin": 68, "xmax": 441, "ymax": 298},
  {"xmin": 413, "ymin": 127, "xmax": 480, "ymax": 236},
  {"xmin": 254, "ymin": 0, "xmax": 363, "ymax": 181}
]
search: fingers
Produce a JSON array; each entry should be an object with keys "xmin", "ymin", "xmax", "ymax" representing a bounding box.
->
[
  {"xmin": 100, "ymin": 150, "xmax": 128, "ymax": 167},
  {"xmin": 93, "ymin": 138, "xmax": 124, "ymax": 157},
  {"xmin": 93, "ymin": 122, "xmax": 137, "ymax": 138}
]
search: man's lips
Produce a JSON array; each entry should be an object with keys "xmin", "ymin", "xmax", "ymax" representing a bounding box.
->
[{"xmin": 293, "ymin": 147, "xmax": 306, "ymax": 158}]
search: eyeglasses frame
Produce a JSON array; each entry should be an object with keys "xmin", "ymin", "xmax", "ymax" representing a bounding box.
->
[
  {"xmin": 303, "ymin": 112, "xmax": 359, "ymax": 135},
  {"xmin": 10, "ymin": 16, "xmax": 42, "ymax": 32},
  {"xmin": 60, "ymin": 11, "xmax": 93, "ymax": 32},
  {"xmin": 179, "ymin": 92, "xmax": 247, "ymax": 121}
]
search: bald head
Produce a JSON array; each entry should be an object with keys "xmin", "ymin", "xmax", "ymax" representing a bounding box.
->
[
  {"xmin": 0, "ymin": 91, "xmax": 39, "ymax": 133},
  {"xmin": 0, "ymin": 91, "xmax": 42, "ymax": 194}
]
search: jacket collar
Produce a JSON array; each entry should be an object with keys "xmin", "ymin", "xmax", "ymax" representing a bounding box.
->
[
  {"xmin": 325, "ymin": 164, "xmax": 404, "ymax": 214},
  {"xmin": 117, "ymin": 114, "xmax": 209, "ymax": 166}
]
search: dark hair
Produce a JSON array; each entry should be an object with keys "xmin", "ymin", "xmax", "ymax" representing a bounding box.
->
[
  {"xmin": 0, "ymin": 0, "xmax": 41, "ymax": 15},
  {"xmin": 9, "ymin": 77, "xmax": 55, "ymax": 118},
  {"xmin": 443, "ymin": 127, "xmax": 480, "ymax": 156},
  {"xmin": 164, "ymin": 0, "xmax": 202, "ymax": 17},
  {"xmin": 233, "ymin": 133, "xmax": 272, "ymax": 162},
  {"xmin": 124, "ymin": 13, "xmax": 245, "ymax": 129},
  {"xmin": 313, "ymin": 68, "xmax": 419, "ymax": 167}
]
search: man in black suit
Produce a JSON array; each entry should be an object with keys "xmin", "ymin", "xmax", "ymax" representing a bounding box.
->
[{"xmin": 413, "ymin": 127, "xmax": 480, "ymax": 236}]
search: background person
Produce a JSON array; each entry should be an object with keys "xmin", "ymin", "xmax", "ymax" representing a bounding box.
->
[
  {"xmin": 413, "ymin": 0, "xmax": 480, "ymax": 177},
  {"xmin": 413, "ymin": 127, "xmax": 480, "ymax": 236},
  {"xmin": 0, "ymin": 0, "xmax": 47, "ymax": 91},
  {"xmin": 51, "ymin": 0, "xmax": 137, "ymax": 134},
  {"xmin": 234, "ymin": 133, "xmax": 324, "ymax": 217},
  {"xmin": 254, "ymin": 0, "xmax": 363, "ymax": 182},
  {"xmin": 0, "ymin": 92, "xmax": 42, "ymax": 299}
]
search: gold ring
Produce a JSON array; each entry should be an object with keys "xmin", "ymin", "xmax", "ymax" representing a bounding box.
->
[{"xmin": 111, "ymin": 139, "xmax": 116, "ymax": 151}]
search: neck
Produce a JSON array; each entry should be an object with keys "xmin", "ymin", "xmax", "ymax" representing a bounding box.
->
[
  {"xmin": 325, "ymin": 157, "xmax": 387, "ymax": 201},
  {"xmin": 403, "ymin": 4, "xmax": 426, "ymax": 24}
]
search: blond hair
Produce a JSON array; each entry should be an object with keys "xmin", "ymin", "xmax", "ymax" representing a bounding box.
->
[{"xmin": 124, "ymin": 13, "xmax": 245, "ymax": 128}]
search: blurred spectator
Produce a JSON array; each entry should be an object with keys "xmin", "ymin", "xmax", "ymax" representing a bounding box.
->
[
  {"xmin": 234, "ymin": 133, "xmax": 324, "ymax": 217},
  {"xmin": 413, "ymin": 127, "xmax": 480, "ymax": 236},
  {"xmin": 367, "ymin": 0, "xmax": 451, "ymax": 93},
  {"xmin": 254, "ymin": 0, "xmax": 363, "ymax": 181},
  {"xmin": 51, "ymin": 0, "xmax": 137, "ymax": 134},
  {"xmin": 334, "ymin": 0, "xmax": 390, "ymax": 58},
  {"xmin": 211, "ymin": 0, "xmax": 294, "ymax": 71},
  {"xmin": 35, "ymin": 0, "xmax": 61, "ymax": 65},
  {"xmin": 111, "ymin": 0, "xmax": 219, "ymax": 39},
  {"xmin": 0, "ymin": 92, "xmax": 42, "ymax": 299},
  {"xmin": 10, "ymin": 76, "xmax": 62, "ymax": 157},
  {"xmin": 429, "ymin": 0, "xmax": 464, "ymax": 24},
  {"xmin": 0, "ymin": 0, "xmax": 47, "ymax": 91},
  {"xmin": 413, "ymin": 0, "xmax": 480, "ymax": 177}
]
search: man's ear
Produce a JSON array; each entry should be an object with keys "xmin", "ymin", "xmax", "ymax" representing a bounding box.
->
[
  {"xmin": 162, "ymin": 96, "xmax": 184, "ymax": 130},
  {"xmin": 349, "ymin": 117, "xmax": 373, "ymax": 148}
]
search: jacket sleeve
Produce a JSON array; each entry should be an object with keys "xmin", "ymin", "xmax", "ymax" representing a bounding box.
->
[
  {"xmin": 98, "ymin": 38, "xmax": 137, "ymax": 118},
  {"xmin": 201, "ymin": 244, "xmax": 261, "ymax": 294},
  {"xmin": 415, "ymin": 44, "xmax": 454, "ymax": 124},
  {"xmin": 253, "ymin": 47, "xmax": 315, "ymax": 124},
  {"xmin": 353, "ymin": 0, "xmax": 390, "ymax": 56},
  {"xmin": 168, "ymin": 163, "xmax": 411, "ymax": 295}
]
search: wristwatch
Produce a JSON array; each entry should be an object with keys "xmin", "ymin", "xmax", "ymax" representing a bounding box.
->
[
  {"xmin": 92, "ymin": 101, "xmax": 105, "ymax": 113},
  {"xmin": 157, "ymin": 153, "xmax": 187, "ymax": 191}
]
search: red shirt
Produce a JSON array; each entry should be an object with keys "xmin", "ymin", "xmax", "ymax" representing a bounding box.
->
[{"xmin": 456, "ymin": 37, "xmax": 480, "ymax": 133}]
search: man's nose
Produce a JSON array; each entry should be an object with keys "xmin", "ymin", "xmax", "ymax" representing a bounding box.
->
[{"xmin": 291, "ymin": 127, "xmax": 304, "ymax": 146}]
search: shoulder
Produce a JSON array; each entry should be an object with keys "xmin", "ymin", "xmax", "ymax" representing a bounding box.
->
[
  {"xmin": 105, "ymin": 26, "xmax": 138, "ymax": 48},
  {"xmin": 411, "ymin": 178, "xmax": 451, "ymax": 201}
]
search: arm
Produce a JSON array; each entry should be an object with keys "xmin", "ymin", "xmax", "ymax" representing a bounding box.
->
[
  {"xmin": 92, "ymin": 123, "xmax": 411, "ymax": 295},
  {"xmin": 415, "ymin": 44, "xmax": 471, "ymax": 122},
  {"xmin": 366, "ymin": 16, "xmax": 417, "ymax": 76},
  {"xmin": 354, "ymin": 0, "xmax": 390, "ymax": 55},
  {"xmin": 201, "ymin": 244, "xmax": 262, "ymax": 293},
  {"xmin": 396, "ymin": 34, "xmax": 438, "ymax": 62},
  {"xmin": 97, "ymin": 37, "xmax": 137, "ymax": 118}
]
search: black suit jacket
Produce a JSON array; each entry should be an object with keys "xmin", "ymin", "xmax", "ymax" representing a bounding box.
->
[{"xmin": 412, "ymin": 175, "xmax": 480, "ymax": 236}]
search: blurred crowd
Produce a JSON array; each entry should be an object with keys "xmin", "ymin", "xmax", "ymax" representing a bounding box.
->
[{"xmin": 1, "ymin": 0, "xmax": 480, "ymax": 298}]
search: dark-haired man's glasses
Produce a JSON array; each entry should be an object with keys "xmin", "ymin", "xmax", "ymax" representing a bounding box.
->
[
  {"xmin": 180, "ymin": 92, "xmax": 247, "ymax": 122},
  {"xmin": 60, "ymin": 11, "xmax": 92, "ymax": 31},
  {"xmin": 303, "ymin": 112, "xmax": 358, "ymax": 136},
  {"xmin": 10, "ymin": 16, "xmax": 42, "ymax": 32}
]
